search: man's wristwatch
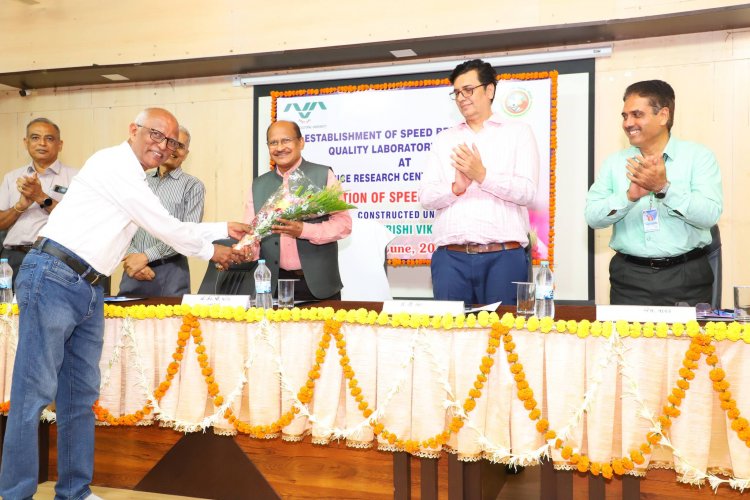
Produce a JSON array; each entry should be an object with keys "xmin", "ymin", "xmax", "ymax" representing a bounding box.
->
[
  {"xmin": 39, "ymin": 197, "xmax": 53, "ymax": 209},
  {"xmin": 654, "ymin": 181, "xmax": 670, "ymax": 199}
]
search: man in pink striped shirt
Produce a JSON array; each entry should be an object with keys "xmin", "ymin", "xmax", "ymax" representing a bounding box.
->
[{"xmin": 419, "ymin": 59, "xmax": 539, "ymax": 305}]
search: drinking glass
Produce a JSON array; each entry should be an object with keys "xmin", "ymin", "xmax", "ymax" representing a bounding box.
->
[{"xmin": 278, "ymin": 279, "xmax": 295, "ymax": 309}]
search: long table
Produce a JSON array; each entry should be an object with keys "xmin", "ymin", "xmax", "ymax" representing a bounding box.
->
[{"xmin": 0, "ymin": 301, "xmax": 747, "ymax": 499}]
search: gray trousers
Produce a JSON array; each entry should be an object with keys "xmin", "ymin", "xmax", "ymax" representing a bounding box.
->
[
  {"xmin": 609, "ymin": 252, "xmax": 713, "ymax": 306},
  {"xmin": 118, "ymin": 257, "xmax": 190, "ymax": 297}
]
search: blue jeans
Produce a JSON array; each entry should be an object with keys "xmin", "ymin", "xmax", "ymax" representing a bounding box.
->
[
  {"xmin": 0, "ymin": 244, "xmax": 104, "ymax": 500},
  {"xmin": 431, "ymin": 246, "xmax": 528, "ymax": 305}
]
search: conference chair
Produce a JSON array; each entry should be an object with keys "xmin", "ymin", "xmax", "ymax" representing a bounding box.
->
[
  {"xmin": 197, "ymin": 239, "xmax": 256, "ymax": 295},
  {"xmin": 707, "ymin": 224, "xmax": 722, "ymax": 309}
]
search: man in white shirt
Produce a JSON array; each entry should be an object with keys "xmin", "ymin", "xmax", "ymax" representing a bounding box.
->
[
  {"xmin": 0, "ymin": 118, "xmax": 78, "ymax": 287},
  {"xmin": 419, "ymin": 59, "xmax": 539, "ymax": 305},
  {"xmin": 0, "ymin": 108, "xmax": 250, "ymax": 500}
]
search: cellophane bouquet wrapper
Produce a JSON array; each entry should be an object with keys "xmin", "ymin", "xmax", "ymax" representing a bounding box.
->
[{"xmin": 235, "ymin": 169, "xmax": 355, "ymax": 250}]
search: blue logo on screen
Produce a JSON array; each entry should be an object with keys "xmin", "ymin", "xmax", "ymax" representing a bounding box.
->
[{"xmin": 283, "ymin": 101, "xmax": 328, "ymax": 121}]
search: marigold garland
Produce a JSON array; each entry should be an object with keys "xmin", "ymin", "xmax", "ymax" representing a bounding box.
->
[{"xmin": 3, "ymin": 305, "xmax": 750, "ymax": 487}]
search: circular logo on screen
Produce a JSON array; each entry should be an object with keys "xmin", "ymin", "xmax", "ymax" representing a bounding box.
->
[{"xmin": 502, "ymin": 88, "xmax": 532, "ymax": 117}]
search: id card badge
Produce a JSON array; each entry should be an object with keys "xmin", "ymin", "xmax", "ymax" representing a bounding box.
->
[{"xmin": 642, "ymin": 208, "xmax": 660, "ymax": 232}]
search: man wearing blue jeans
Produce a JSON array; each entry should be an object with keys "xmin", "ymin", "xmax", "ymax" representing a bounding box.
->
[{"xmin": 0, "ymin": 108, "xmax": 250, "ymax": 500}]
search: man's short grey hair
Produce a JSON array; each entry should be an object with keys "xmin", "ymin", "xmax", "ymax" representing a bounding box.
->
[
  {"xmin": 178, "ymin": 125, "xmax": 191, "ymax": 147},
  {"xmin": 26, "ymin": 117, "xmax": 61, "ymax": 137}
]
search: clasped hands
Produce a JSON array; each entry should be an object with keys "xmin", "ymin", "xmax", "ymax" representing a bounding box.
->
[
  {"xmin": 14, "ymin": 173, "xmax": 44, "ymax": 211},
  {"xmin": 450, "ymin": 143, "xmax": 486, "ymax": 195},
  {"xmin": 625, "ymin": 154, "xmax": 668, "ymax": 202}
]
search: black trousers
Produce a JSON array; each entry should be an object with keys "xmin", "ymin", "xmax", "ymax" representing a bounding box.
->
[{"xmin": 609, "ymin": 253, "xmax": 713, "ymax": 306}]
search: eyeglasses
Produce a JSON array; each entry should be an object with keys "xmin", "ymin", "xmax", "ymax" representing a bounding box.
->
[
  {"xmin": 266, "ymin": 137, "xmax": 299, "ymax": 148},
  {"xmin": 449, "ymin": 83, "xmax": 489, "ymax": 100},
  {"xmin": 136, "ymin": 124, "xmax": 181, "ymax": 151}
]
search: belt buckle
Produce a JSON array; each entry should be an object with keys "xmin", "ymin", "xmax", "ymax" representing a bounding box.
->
[
  {"xmin": 465, "ymin": 244, "xmax": 478, "ymax": 255},
  {"xmin": 89, "ymin": 274, "xmax": 101, "ymax": 285}
]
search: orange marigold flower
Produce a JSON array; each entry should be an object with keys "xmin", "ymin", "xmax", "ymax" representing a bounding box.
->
[
  {"xmin": 514, "ymin": 373, "xmax": 525, "ymax": 382},
  {"xmin": 677, "ymin": 379, "xmax": 690, "ymax": 390},
  {"xmin": 507, "ymin": 353, "xmax": 519, "ymax": 363},
  {"xmin": 612, "ymin": 459, "xmax": 625, "ymax": 476},
  {"xmin": 713, "ymin": 380, "xmax": 729, "ymax": 392},
  {"xmin": 622, "ymin": 457, "xmax": 634, "ymax": 470},
  {"xmin": 523, "ymin": 398, "xmax": 537, "ymax": 411},
  {"xmin": 510, "ymin": 363, "xmax": 523, "ymax": 374},
  {"xmin": 601, "ymin": 463, "xmax": 613, "ymax": 479},
  {"xmin": 504, "ymin": 342, "xmax": 516, "ymax": 352},
  {"xmin": 728, "ymin": 408, "xmax": 741, "ymax": 419},
  {"xmin": 464, "ymin": 399, "xmax": 477, "ymax": 412},
  {"xmin": 658, "ymin": 416, "xmax": 672, "ymax": 428},
  {"xmin": 577, "ymin": 456, "xmax": 590, "ymax": 473},
  {"xmin": 545, "ymin": 430, "xmax": 556, "ymax": 441},
  {"xmin": 731, "ymin": 417, "xmax": 749, "ymax": 432},
  {"xmin": 630, "ymin": 450, "xmax": 645, "ymax": 465},
  {"xmin": 561, "ymin": 446, "xmax": 572, "ymax": 459},
  {"xmin": 640, "ymin": 443, "xmax": 652, "ymax": 455},
  {"xmin": 721, "ymin": 399, "xmax": 737, "ymax": 411},
  {"xmin": 679, "ymin": 367, "xmax": 695, "ymax": 380},
  {"xmin": 671, "ymin": 388, "xmax": 685, "ymax": 399},
  {"xmin": 518, "ymin": 388, "xmax": 533, "ymax": 401},
  {"xmin": 590, "ymin": 462, "xmax": 601, "ymax": 476},
  {"xmin": 719, "ymin": 391, "xmax": 732, "ymax": 402},
  {"xmin": 710, "ymin": 368, "xmax": 726, "ymax": 382},
  {"xmin": 213, "ymin": 396, "xmax": 224, "ymax": 406},
  {"xmin": 469, "ymin": 388, "xmax": 482, "ymax": 399},
  {"xmin": 528, "ymin": 408, "xmax": 541, "ymax": 420},
  {"xmin": 667, "ymin": 395, "xmax": 681, "ymax": 406},
  {"xmin": 516, "ymin": 380, "xmax": 529, "ymax": 390},
  {"xmin": 706, "ymin": 354, "xmax": 719, "ymax": 366},
  {"xmin": 536, "ymin": 419, "xmax": 549, "ymax": 433}
]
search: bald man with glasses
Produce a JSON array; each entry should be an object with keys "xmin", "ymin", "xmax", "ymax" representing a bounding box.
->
[{"xmin": 0, "ymin": 108, "xmax": 250, "ymax": 500}]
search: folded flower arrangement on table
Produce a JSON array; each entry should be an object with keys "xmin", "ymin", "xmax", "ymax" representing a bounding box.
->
[{"xmin": 234, "ymin": 169, "xmax": 356, "ymax": 251}]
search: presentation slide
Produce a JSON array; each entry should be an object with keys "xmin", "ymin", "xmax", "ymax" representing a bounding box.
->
[{"xmin": 254, "ymin": 62, "xmax": 592, "ymax": 301}]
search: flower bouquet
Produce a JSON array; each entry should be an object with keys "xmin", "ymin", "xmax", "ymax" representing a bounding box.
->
[{"xmin": 234, "ymin": 169, "xmax": 355, "ymax": 251}]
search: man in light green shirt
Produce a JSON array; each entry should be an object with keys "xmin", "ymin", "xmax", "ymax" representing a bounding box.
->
[{"xmin": 585, "ymin": 80, "xmax": 722, "ymax": 306}]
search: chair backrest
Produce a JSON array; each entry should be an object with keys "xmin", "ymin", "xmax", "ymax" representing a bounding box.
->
[
  {"xmin": 707, "ymin": 224, "xmax": 722, "ymax": 309},
  {"xmin": 197, "ymin": 239, "xmax": 257, "ymax": 295},
  {"xmin": 337, "ymin": 219, "xmax": 394, "ymax": 301}
]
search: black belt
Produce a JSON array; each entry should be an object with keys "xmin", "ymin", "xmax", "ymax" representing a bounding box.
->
[
  {"xmin": 619, "ymin": 247, "xmax": 707, "ymax": 269},
  {"xmin": 5, "ymin": 245, "xmax": 33, "ymax": 254},
  {"xmin": 32, "ymin": 238, "xmax": 106, "ymax": 286},
  {"xmin": 149, "ymin": 254, "xmax": 186, "ymax": 268},
  {"xmin": 279, "ymin": 268, "xmax": 305, "ymax": 277}
]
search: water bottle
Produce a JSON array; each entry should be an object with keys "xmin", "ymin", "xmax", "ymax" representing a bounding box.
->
[
  {"xmin": 534, "ymin": 260, "xmax": 555, "ymax": 319},
  {"xmin": 254, "ymin": 259, "xmax": 273, "ymax": 309},
  {"xmin": 0, "ymin": 259, "xmax": 13, "ymax": 308}
]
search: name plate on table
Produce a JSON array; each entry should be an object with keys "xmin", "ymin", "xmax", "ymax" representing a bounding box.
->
[
  {"xmin": 382, "ymin": 300, "xmax": 464, "ymax": 316},
  {"xmin": 182, "ymin": 294, "xmax": 251, "ymax": 308},
  {"xmin": 596, "ymin": 305, "xmax": 696, "ymax": 323}
]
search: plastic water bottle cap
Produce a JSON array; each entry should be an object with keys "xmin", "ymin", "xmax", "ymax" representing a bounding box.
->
[
  {"xmin": 258, "ymin": 259, "xmax": 265, "ymax": 264},
  {"xmin": 0, "ymin": 259, "xmax": 6, "ymax": 263},
  {"xmin": 541, "ymin": 260, "xmax": 549, "ymax": 266}
]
